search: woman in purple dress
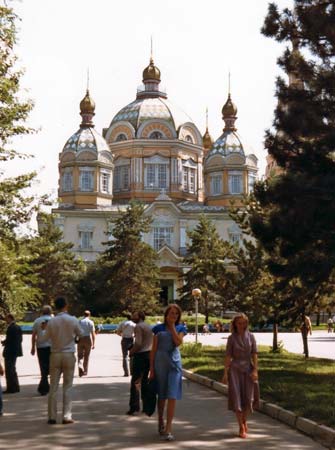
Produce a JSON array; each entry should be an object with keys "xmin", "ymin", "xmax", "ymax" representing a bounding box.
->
[{"xmin": 222, "ymin": 313, "xmax": 259, "ymax": 438}]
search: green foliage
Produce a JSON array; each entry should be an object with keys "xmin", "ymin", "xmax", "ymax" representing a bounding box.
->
[
  {"xmin": 23, "ymin": 213, "xmax": 84, "ymax": 307},
  {"xmin": 74, "ymin": 202, "xmax": 160, "ymax": 315},
  {"xmin": 179, "ymin": 215, "xmax": 233, "ymax": 322},
  {"xmin": 181, "ymin": 342, "xmax": 203, "ymax": 357}
]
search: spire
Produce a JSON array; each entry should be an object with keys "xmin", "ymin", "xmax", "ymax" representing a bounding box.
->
[
  {"xmin": 138, "ymin": 40, "xmax": 165, "ymax": 99},
  {"xmin": 202, "ymin": 107, "xmax": 213, "ymax": 150}
]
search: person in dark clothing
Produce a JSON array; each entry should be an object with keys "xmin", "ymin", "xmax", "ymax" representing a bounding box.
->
[{"xmin": 1, "ymin": 314, "xmax": 23, "ymax": 393}]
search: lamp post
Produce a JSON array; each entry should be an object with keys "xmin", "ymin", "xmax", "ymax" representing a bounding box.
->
[{"xmin": 192, "ymin": 288, "xmax": 201, "ymax": 344}]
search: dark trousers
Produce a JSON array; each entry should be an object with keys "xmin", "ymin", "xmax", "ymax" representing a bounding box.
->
[
  {"xmin": 121, "ymin": 337, "xmax": 134, "ymax": 376},
  {"xmin": 37, "ymin": 347, "xmax": 51, "ymax": 395},
  {"xmin": 4, "ymin": 355, "xmax": 19, "ymax": 393},
  {"xmin": 129, "ymin": 351, "xmax": 150, "ymax": 412}
]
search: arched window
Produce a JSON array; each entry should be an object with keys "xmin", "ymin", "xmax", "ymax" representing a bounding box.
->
[
  {"xmin": 115, "ymin": 133, "xmax": 127, "ymax": 142},
  {"xmin": 149, "ymin": 131, "xmax": 164, "ymax": 139},
  {"xmin": 185, "ymin": 134, "xmax": 193, "ymax": 143}
]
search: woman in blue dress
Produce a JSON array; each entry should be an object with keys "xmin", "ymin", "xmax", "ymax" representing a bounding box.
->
[{"xmin": 150, "ymin": 304, "xmax": 187, "ymax": 441}]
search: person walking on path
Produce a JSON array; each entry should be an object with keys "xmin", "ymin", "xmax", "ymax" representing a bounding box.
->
[
  {"xmin": 127, "ymin": 311, "xmax": 153, "ymax": 415},
  {"xmin": 40, "ymin": 297, "xmax": 84, "ymax": 425},
  {"xmin": 222, "ymin": 313, "xmax": 259, "ymax": 439},
  {"xmin": 300, "ymin": 314, "xmax": 312, "ymax": 358},
  {"xmin": 1, "ymin": 313, "xmax": 23, "ymax": 394},
  {"xmin": 77, "ymin": 310, "xmax": 95, "ymax": 377},
  {"xmin": 327, "ymin": 317, "xmax": 333, "ymax": 333},
  {"xmin": 31, "ymin": 305, "xmax": 53, "ymax": 395},
  {"xmin": 150, "ymin": 304, "xmax": 187, "ymax": 442},
  {"xmin": 117, "ymin": 314, "xmax": 135, "ymax": 377}
]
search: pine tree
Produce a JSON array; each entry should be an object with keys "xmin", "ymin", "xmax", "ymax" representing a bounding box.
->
[
  {"xmin": 241, "ymin": 1, "xmax": 335, "ymax": 346},
  {"xmin": 24, "ymin": 213, "xmax": 84, "ymax": 307},
  {"xmin": 96, "ymin": 201, "xmax": 160, "ymax": 315},
  {"xmin": 179, "ymin": 215, "xmax": 232, "ymax": 323}
]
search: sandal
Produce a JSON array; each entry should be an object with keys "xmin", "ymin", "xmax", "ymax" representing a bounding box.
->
[{"xmin": 165, "ymin": 433, "xmax": 175, "ymax": 441}]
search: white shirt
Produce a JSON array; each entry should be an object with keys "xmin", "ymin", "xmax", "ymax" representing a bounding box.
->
[
  {"xmin": 117, "ymin": 320, "xmax": 136, "ymax": 338},
  {"xmin": 32, "ymin": 315, "xmax": 52, "ymax": 348},
  {"xmin": 79, "ymin": 317, "xmax": 94, "ymax": 337},
  {"xmin": 41, "ymin": 312, "xmax": 84, "ymax": 353}
]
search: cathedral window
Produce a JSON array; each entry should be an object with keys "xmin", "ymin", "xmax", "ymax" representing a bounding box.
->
[
  {"xmin": 210, "ymin": 174, "xmax": 222, "ymax": 195},
  {"xmin": 182, "ymin": 167, "xmax": 196, "ymax": 194},
  {"xmin": 79, "ymin": 231, "xmax": 93, "ymax": 249},
  {"xmin": 80, "ymin": 169, "xmax": 94, "ymax": 192},
  {"xmin": 144, "ymin": 164, "xmax": 169, "ymax": 189},
  {"xmin": 115, "ymin": 133, "xmax": 127, "ymax": 142},
  {"xmin": 229, "ymin": 232, "xmax": 241, "ymax": 246},
  {"xmin": 228, "ymin": 171, "xmax": 243, "ymax": 194},
  {"xmin": 153, "ymin": 227, "xmax": 173, "ymax": 250},
  {"xmin": 62, "ymin": 171, "xmax": 73, "ymax": 192},
  {"xmin": 149, "ymin": 131, "xmax": 164, "ymax": 139},
  {"xmin": 185, "ymin": 134, "xmax": 193, "ymax": 143},
  {"xmin": 248, "ymin": 172, "xmax": 257, "ymax": 193},
  {"xmin": 101, "ymin": 171, "xmax": 111, "ymax": 194},
  {"xmin": 114, "ymin": 165, "xmax": 130, "ymax": 191}
]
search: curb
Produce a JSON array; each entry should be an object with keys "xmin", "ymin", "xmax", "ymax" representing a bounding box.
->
[{"xmin": 182, "ymin": 368, "xmax": 335, "ymax": 449}]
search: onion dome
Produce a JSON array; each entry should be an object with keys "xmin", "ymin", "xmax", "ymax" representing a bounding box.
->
[
  {"xmin": 62, "ymin": 90, "xmax": 109, "ymax": 153},
  {"xmin": 222, "ymin": 94, "xmax": 237, "ymax": 131},
  {"xmin": 80, "ymin": 89, "xmax": 95, "ymax": 128},
  {"xmin": 205, "ymin": 93, "xmax": 244, "ymax": 159},
  {"xmin": 143, "ymin": 57, "xmax": 161, "ymax": 82},
  {"xmin": 203, "ymin": 128, "xmax": 213, "ymax": 150}
]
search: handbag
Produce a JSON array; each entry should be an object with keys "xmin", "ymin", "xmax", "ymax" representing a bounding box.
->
[{"xmin": 142, "ymin": 378, "xmax": 157, "ymax": 417}]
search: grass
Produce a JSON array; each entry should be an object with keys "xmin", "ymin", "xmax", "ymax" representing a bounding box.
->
[{"xmin": 181, "ymin": 343, "xmax": 335, "ymax": 429}]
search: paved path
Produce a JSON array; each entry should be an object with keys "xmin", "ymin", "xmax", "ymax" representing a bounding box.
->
[
  {"xmin": 184, "ymin": 330, "xmax": 335, "ymax": 360},
  {"xmin": 0, "ymin": 334, "xmax": 327, "ymax": 449}
]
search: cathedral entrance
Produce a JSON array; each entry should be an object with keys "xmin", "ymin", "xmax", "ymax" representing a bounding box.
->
[{"xmin": 159, "ymin": 279, "xmax": 174, "ymax": 306}]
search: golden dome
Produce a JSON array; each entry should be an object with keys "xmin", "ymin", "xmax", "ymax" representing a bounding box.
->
[
  {"xmin": 202, "ymin": 128, "xmax": 213, "ymax": 149},
  {"xmin": 222, "ymin": 93, "xmax": 237, "ymax": 119},
  {"xmin": 143, "ymin": 58, "xmax": 161, "ymax": 82},
  {"xmin": 80, "ymin": 89, "xmax": 95, "ymax": 115}
]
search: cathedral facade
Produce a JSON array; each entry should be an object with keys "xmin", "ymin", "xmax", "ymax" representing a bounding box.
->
[{"xmin": 52, "ymin": 57, "xmax": 258, "ymax": 304}]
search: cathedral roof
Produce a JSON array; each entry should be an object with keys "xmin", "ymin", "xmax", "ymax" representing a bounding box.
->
[
  {"xmin": 62, "ymin": 89, "xmax": 109, "ymax": 153},
  {"xmin": 63, "ymin": 127, "xmax": 110, "ymax": 153},
  {"xmin": 110, "ymin": 95, "xmax": 194, "ymax": 132}
]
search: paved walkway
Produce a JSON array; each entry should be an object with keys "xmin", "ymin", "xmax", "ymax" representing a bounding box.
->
[{"xmin": 0, "ymin": 335, "xmax": 326, "ymax": 449}]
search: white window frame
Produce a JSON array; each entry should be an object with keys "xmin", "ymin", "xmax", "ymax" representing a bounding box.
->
[
  {"xmin": 79, "ymin": 168, "xmax": 94, "ymax": 192},
  {"xmin": 79, "ymin": 231, "xmax": 93, "ymax": 249},
  {"xmin": 153, "ymin": 227, "xmax": 173, "ymax": 250},
  {"xmin": 248, "ymin": 172, "xmax": 257, "ymax": 193},
  {"xmin": 100, "ymin": 170, "xmax": 111, "ymax": 194},
  {"xmin": 144, "ymin": 164, "xmax": 169, "ymax": 190},
  {"xmin": 210, "ymin": 173, "xmax": 222, "ymax": 195},
  {"xmin": 228, "ymin": 171, "xmax": 243, "ymax": 194},
  {"xmin": 62, "ymin": 171, "xmax": 73, "ymax": 192}
]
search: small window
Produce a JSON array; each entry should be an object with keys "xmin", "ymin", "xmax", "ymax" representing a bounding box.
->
[
  {"xmin": 80, "ymin": 171, "xmax": 94, "ymax": 192},
  {"xmin": 185, "ymin": 134, "xmax": 193, "ymax": 143},
  {"xmin": 153, "ymin": 227, "xmax": 173, "ymax": 250},
  {"xmin": 149, "ymin": 131, "xmax": 164, "ymax": 139},
  {"xmin": 62, "ymin": 172, "xmax": 73, "ymax": 192},
  {"xmin": 211, "ymin": 175, "xmax": 222, "ymax": 195},
  {"xmin": 116, "ymin": 133, "xmax": 127, "ymax": 142},
  {"xmin": 101, "ymin": 172, "xmax": 110, "ymax": 193},
  {"xmin": 79, "ymin": 231, "xmax": 93, "ymax": 249}
]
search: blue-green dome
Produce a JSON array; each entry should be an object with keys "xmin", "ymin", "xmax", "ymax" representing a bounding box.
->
[
  {"xmin": 63, "ymin": 127, "xmax": 110, "ymax": 153},
  {"xmin": 207, "ymin": 130, "xmax": 244, "ymax": 158}
]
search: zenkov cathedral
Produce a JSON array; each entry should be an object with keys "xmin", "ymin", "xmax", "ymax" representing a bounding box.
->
[{"xmin": 52, "ymin": 56, "xmax": 258, "ymax": 304}]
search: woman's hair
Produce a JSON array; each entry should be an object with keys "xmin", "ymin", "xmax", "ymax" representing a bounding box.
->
[
  {"xmin": 231, "ymin": 313, "xmax": 249, "ymax": 333},
  {"xmin": 164, "ymin": 304, "xmax": 182, "ymax": 325}
]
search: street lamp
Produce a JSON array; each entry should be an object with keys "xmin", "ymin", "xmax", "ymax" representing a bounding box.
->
[{"xmin": 192, "ymin": 288, "xmax": 201, "ymax": 343}]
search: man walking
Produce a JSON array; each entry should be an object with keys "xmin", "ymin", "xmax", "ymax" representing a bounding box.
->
[
  {"xmin": 40, "ymin": 297, "xmax": 83, "ymax": 424},
  {"xmin": 127, "ymin": 311, "xmax": 153, "ymax": 415},
  {"xmin": 1, "ymin": 313, "xmax": 23, "ymax": 394},
  {"xmin": 117, "ymin": 314, "xmax": 135, "ymax": 377},
  {"xmin": 77, "ymin": 310, "xmax": 95, "ymax": 377},
  {"xmin": 31, "ymin": 305, "xmax": 53, "ymax": 395}
]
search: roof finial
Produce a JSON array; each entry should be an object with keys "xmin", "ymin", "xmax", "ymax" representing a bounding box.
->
[
  {"xmin": 228, "ymin": 70, "xmax": 231, "ymax": 95},
  {"xmin": 150, "ymin": 35, "xmax": 153, "ymax": 63},
  {"xmin": 87, "ymin": 67, "xmax": 90, "ymax": 92},
  {"xmin": 206, "ymin": 107, "xmax": 209, "ymax": 130}
]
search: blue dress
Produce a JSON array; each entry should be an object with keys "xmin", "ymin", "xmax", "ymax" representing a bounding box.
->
[{"xmin": 152, "ymin": 323, "xmax": 187, "ymax": 400}]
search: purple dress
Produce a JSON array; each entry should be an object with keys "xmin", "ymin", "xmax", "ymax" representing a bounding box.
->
[{"xmin": 226, "ymin": 331, "xmax": 260, "ymax": 412}]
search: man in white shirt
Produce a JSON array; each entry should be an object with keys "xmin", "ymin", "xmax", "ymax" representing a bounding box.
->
[
  {"xmin": 77, "ymin": 310, "xmax": 95, "ymax": 377},
  {"xmin": 117, "ymin": 314, "xmax": 135, "ymax": 377},
  {"xmin": 31, "ymin": 305, "xmax": 53, "ymax": 395},
  {"xmin": 41, "ymin": 297, "xmax": 83, "ymax": 425}
]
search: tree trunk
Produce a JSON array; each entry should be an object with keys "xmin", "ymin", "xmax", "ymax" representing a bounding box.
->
[
  {"xmin": 301, "ymin": 327, "xmax": 309, "ymax": 358},
  {"xmin": 316, "ymin": 312, "xmax": 320, "ymax": 326},
  {"xmin": 205, "ymin": 296, "xmax": 209, "ymax": 324},
  {"xmin": 272, "ymin": 322, "xmax": 278, "ymax": 352}
]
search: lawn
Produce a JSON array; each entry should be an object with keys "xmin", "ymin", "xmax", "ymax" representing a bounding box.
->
[{"xmin": 180, "ymin": 343, "xmax": 335, "ymax": 428}]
